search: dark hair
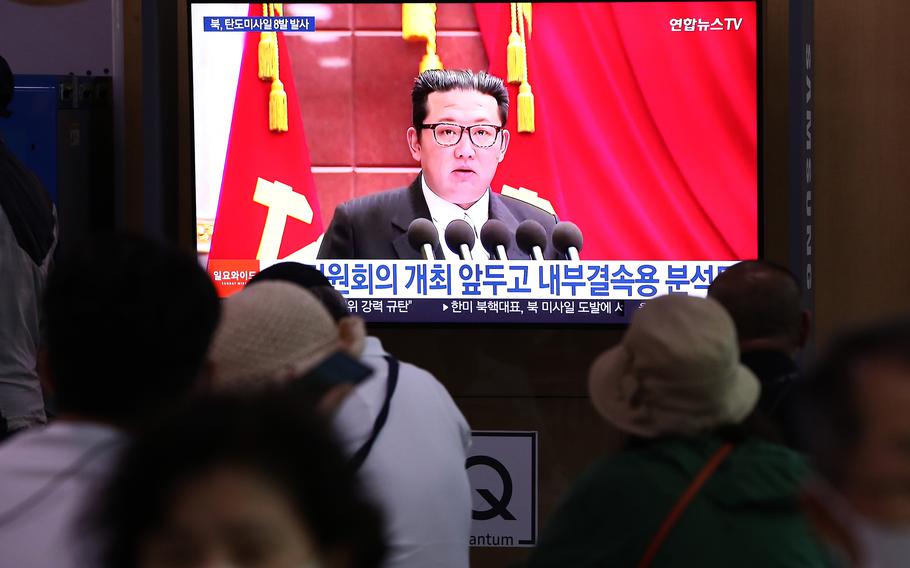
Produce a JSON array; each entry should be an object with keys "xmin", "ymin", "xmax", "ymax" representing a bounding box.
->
[
  {"xmin": 0, "ymin": 409, "xmax": 8, "ymax": 444},
  {"xmin": 249, "ymin": 261, "xmax": 351, "ymax": 322},
  {"xmin": 411, "ymin": 69, "xmax": 509, "ymax": 132},
  {"xmin": 0, "ymin": 54, "xmax": 12, "ymax": 117},
  {"xmin": 797, "ymin": 317, "xmax": 910, "ymax": 484},
  {"xmin": 90, "ymin": 391, "xmax": 386, "ymax": 568},
  {"xmin": 43, "ymin": 233, "xmax": 220, "ymax": 425},
  {"xmin": 707, "ymin": 260, "xmax": 803, "ymax": 344}
]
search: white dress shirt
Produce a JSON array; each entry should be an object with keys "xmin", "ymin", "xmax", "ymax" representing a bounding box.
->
[{"xmin": 421, "ymin": 177, "xmax": 490, "ymax": 260}]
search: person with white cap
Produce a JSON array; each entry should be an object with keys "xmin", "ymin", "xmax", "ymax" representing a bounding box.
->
[
  {"xmin": 525, "ymin": 294, "xmax": 830, "ymax": 567},
  {"xmin": 207, "ymin": 280, "xmax": 365, "ymax": 399},
  {"xmin": 208, "ymin": 277, "xmax": 473, "ymax": 568}
]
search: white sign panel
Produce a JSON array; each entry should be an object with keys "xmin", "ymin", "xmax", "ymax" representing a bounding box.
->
[{"xmin": 467, "ymin": 431, "xmax": 538, "ymax": 547}]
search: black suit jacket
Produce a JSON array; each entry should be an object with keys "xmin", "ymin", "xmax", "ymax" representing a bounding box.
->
[{"xmin": 317, "ymin": 175, "xmax": 562, "ymax": 260}]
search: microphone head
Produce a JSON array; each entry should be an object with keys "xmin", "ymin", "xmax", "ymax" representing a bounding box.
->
[
  {"xmin": 552, "ymin": 221, "xmax": 584, "ymax": 255},
  {"xmin": 407, "ymin": 218, "xmax": 439, "ymax": 251},
  {"xmin": 479, "ymin": 219, "xmax": 512, "ymax": 255},
  {"xmin": 515, "ymin": 219, "xmax": 548, "ymax": 255},
  {"xmin": 444, "ymin": 219, "xmax": 476, "ymax": 255}
]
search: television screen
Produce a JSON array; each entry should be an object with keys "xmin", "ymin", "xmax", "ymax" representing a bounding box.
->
[{"xmin": 189, "ymin": 1, "xmax": 759, "ymax": 323}]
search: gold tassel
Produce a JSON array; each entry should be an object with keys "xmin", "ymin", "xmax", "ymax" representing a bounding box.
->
[
  {"xmin": 518, "ymin": 81, "xmax": 535, "ymax": 133},
  {"xmin": 420, "ymin": 41, "xmax": 443, "ymax": 72},
  {"xmin": 402, "ymin": 3, "xmax": 437, "ymax": 41},
  {"xmin": 403, "ymin": 4, "xmax": 441, "ymax": 75},
  {"xmin": 258, "ymin": 4, "xmax": 277, "ymax": 80},
  {"xmin": 269, "ymin": 78, "xmax": 288, "ymax": 132},
  {"xmin": 507, "ymin": 33, "xmax": 524, "ymax": 84},
  {"xmin": 520, "ymin": 2, "xmax": 532, "ymax": 36},
  {"xmin": 267, "ymin": 4, "xmax": 288, "ymax": 132},
  {"xmin": 419, "ymin": 53, "xmax": 443, "ymax": 72},
  {"xmin": 515, "ymin": 2, "xmax": 534, "ymax": 132},
  {"xmin": 507, "ymin": 4, "xmax": 523, "ymax": 83},
  {"xmin": 258, "ymin": 33, "xmax": 277, "ymax": 80}
]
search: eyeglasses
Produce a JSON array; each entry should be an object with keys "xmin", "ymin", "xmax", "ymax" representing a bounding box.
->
[{"xmin": 420, "ymin": 123, "xmax": 503, "ymax": 148}]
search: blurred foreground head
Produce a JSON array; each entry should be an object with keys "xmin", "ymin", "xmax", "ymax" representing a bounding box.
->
[
  {"xmin": 801, "ymin": 317, "xmax": 910, "ymax": 525},
  {"xmin": 43, "ymin": 233, "xmax": 220, "ymax": 427},
  {"xmin": 248, "ymin": 261, "xmax": 351, "ymax": 322},
  {"xmin": 91, "ymin": 392, "xmax": 386, "ymax": 568},
  {"xmin": 708, "ymin": 260, "xmax": 809, "ymax": 354}
]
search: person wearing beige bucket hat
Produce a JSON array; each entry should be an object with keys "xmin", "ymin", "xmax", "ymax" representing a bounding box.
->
[
  {"xmin": 588, "ymin": 293, "xmax": 761, "ymax": 438},
  {"xmin": 526, "ymin": 294, "xmax": 831, "ymax": 568},
  {"xmin": 208, "ymin": 280, "xmax": 363, "ymax": 393}
]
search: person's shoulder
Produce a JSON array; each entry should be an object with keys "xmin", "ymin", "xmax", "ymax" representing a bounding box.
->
[
  {"xmin": 336, "ymin": 185, "xmax": 412, "ymax": 217},
  {"xmin": 732, "ymin": 436, "xmax": 811, "ymax": 474},
  {"xmin": 566, "ymin": 447, "xmax": 659, "ymax": 495},
  {"xmin": 382, "ymin": 356, "xmax": 463, "ymax": 409},
  {"xmin": 386, "ymin": 356, "xmax": 448, "ymax": 394},
  {"xmin": 495, "ymin": 192, "xmax": 558, "ymax": 225}
]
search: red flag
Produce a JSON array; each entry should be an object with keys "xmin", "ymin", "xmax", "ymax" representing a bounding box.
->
[
  {"xmin": 474, "ymin": 3, "xmax": 758, "ymax": 261},
  {"xmin": 208, "ymin": 4, "xmax": 323, "ymax": 275}
]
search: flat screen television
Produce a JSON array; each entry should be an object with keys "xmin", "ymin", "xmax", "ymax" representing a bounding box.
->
[{"xmin": 188, "ymin": 1, "xmax": 760, "ymax": 323}]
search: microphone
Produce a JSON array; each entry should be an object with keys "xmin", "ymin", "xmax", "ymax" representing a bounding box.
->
[
  {"xmin": 480, "ymin": 219, "xmax": 512, "ymax": 261},
  {"xmin": 552, "ymin": 221, "xmax": 584, "ymax": 261},
  {"xmin": 516, "ymin": 219, "xmax": 548, "ymax": 261},
  {"xmin": 407, "ymin": 218, "xmax": 439, "ymax": 260},
  {"xmin": 444, "ymin": 219, "xmax": 476, "ymax": 261}
]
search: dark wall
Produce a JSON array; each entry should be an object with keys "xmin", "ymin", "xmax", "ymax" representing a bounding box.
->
[
  {"xmin": 0, "ymin": 0, "xmax": 112, "ymax": 76},
  {"xmin": 814, "ymin": 0, "xmax": 910, "ymax": 344}
]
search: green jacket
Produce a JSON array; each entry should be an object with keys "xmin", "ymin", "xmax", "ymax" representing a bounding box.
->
[{"xmin": 526, "ymin": 435, "xmax": 830, "ymax": 567}]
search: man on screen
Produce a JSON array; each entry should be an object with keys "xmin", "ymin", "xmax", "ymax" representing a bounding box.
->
[{"xmin": 317, "ymin": 69, "xmax": 561, "ymax": 260}]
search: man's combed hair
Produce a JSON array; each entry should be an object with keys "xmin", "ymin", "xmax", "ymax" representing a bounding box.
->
[
  {"xmin": 411, "ymin": 69, "xmax": 509, "ymax": 131},
  {"xmin": 248, "ymin": 261, "xmax": 351, "ymax": 322}
]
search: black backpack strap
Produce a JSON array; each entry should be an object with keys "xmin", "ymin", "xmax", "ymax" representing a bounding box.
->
[{"xmin": 349, "ymin": 355, "xmax": 399, "ymax": 471}]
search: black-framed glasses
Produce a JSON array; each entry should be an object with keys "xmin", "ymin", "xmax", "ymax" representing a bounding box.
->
[{"xmin": 420, "ymin": 123, "xmax": 503, "ymax": 148}]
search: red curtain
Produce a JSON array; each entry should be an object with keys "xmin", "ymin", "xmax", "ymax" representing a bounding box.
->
[
  {"xmin": 474, "ymin": 2, "xmax": 757, "ymax": 260},
  {"xmin": 208, "ymin": 4, "xmax": 324, "ymax": 264}
]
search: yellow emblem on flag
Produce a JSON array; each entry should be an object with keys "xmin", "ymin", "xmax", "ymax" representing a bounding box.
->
[{"xmin": 253, "ymin": 177, "xmax": 313, "ymax": 261}]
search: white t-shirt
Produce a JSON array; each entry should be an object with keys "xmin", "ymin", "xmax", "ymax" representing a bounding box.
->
[
  {"xmin": 0, "ymin": 421, "xmax": 126, "ymax": 568},
  {"xmin": 333, "ymin": 336, "xmax": 472, "ymax": 568}
]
